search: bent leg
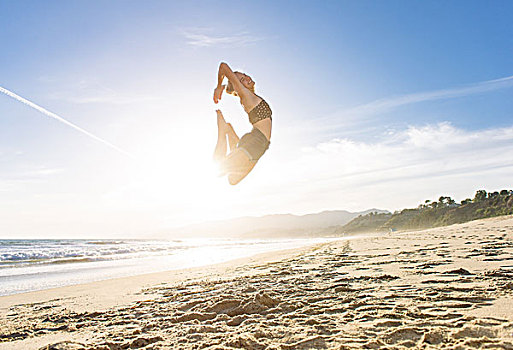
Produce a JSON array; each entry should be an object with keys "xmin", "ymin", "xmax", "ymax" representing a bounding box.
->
[
  {"xmin": 226, "ymin": 123, "xmax": 240, "ymax": 152},
  {"xmin": 228, "ymin": 165, "xmax": 256, "ymax": 185},
  {"xmin": 213, "ymin": 111, "xmax": 228, "ymax": 163},
  {"xmin": 221, "ymin": 149, "xmax": 256, "ymax": 185}
]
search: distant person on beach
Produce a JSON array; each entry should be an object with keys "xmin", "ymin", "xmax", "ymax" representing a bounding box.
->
[{"xmin": 213, "ymin": 62, "xmax": 272, "ymax": 185}]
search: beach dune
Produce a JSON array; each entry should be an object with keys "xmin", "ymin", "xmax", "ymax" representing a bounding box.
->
[{"xmin": 1, "ymin": 216, "xmax": 513, "ymax": 349}]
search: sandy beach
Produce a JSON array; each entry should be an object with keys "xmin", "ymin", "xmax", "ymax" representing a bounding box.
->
[{"xmin": 1, "ymin": 216, "xmax": 513, "ymax": 349}]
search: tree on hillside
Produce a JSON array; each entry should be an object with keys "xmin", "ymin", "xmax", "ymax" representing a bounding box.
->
[
  {"xmin": 474, "ymin": 190, "xmax": 487, "ymax": 202},
  {"xmin": 418, "ymin": 200, "xmax": 430, "ymax": 210},
  {"xmin": 436, "ymin": 196, "xmax": 456, "ymax": 207}
]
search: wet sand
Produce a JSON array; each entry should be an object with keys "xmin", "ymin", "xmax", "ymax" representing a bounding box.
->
[{"xmin": 1, "ymin": 216, "xmax": 513, "ymax": 349}]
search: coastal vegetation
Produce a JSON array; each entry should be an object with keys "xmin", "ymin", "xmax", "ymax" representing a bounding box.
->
[{"xmin": 340, "ymin": 189, "xmax": 513, "ymax": 234}]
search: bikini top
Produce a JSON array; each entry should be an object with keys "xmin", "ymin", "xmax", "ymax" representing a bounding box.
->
[{"xmin": 248, "ymin": 99, "xmax": 272, "ymax": 125}]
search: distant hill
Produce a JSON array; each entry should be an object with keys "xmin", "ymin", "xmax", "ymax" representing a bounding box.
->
[
  {"xmin": 169, "ymin": 209, "xmax": 389, "ymax": 238},
  {"xmin": 339, "ymin": 189, "xmax": 513, "ymax": 234},
  {"xmin": 336, "ymin": 212, "xmax": 392, "ymax": 234}
]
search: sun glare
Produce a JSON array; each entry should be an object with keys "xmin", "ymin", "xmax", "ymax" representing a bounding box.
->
[{"xmin": 114, "ymin": 122, "xmax": 238, "ymax": 222}]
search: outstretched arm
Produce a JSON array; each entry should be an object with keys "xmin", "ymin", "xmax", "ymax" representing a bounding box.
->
[{"xmin": 213, "ymin": 62, "xmax": 247, "ymax": 103}]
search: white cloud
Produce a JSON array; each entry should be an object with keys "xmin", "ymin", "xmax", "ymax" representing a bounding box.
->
[
  {"xmin": 58, "ymin": 94, "xmax": 162, "ymax": 105},
  {"xmin": 402, "ymin": 122, "xmax": 513, "ymax": 150},
  {"xmin": 306, "ymin": 122, "xmax": 513, "ymax": 180},
  {"xmin": 256, "ymin": 122, "xmax": 513, "ymax": 212},
  {"xmin": 0, "ymin": 181, "xmax": 16, "ymax": 192},
  {"xmin": 0, "ymin": 166, "xmax": 64, "ymax": 192},
  {"xmin": 47, "ymin": 79, "xmax": 164, "ymax": 105},
  {"xmin": 19, "ymin": 167, "xmax": 64, "ymax": 177},
  {"xmin": 181, "ymin": 29, "xmax": 263, "ymax": 47}
]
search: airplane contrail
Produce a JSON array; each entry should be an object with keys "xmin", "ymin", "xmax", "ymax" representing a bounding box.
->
[{"xmin": 0, "ymin": 86, "xmax": 133, "ymax": 158}]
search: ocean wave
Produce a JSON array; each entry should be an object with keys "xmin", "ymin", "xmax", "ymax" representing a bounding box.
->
[
  {"xmin": 87, "ymin": 240, "xmax": 125, "ymax": 245},
  {"xmin": 0, "ymin": 240, "xmax": 192, "ymax": 265},
  {"xmin": 0, "ymin": 247, "xmax": 173, "ymax": 262},
  {"xmin": 0, "ymin": 256, "xmax": 109, "ymax": 267},
  {"xmin": 0, "ymin": 239, "xmax": 302, "ymax": 266}
]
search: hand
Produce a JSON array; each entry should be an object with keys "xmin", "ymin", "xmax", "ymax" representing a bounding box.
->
[{"xmin": 213, "ymin": 85, "xmax": 225, "ymax": 104}]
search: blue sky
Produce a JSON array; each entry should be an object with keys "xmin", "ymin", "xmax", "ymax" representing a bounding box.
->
[{"xmin": 1, "ymin": 1, "xmax": 512, "ymax": 237}]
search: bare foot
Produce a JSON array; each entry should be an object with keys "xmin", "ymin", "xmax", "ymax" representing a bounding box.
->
[{"xmin": 216, "ymin": 110, "xmax": 227, "ymax": 129}]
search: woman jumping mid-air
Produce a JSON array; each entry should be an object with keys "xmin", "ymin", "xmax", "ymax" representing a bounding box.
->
[{"xmin": 213, "ymin": 62, "xmax": 272, "ymax": 185}]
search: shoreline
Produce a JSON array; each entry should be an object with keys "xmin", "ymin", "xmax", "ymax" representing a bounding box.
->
[
  {"xmin": 0, "ymin": 237, "xmax": 340, "ymax": 298},
  {"xmin": 1, "ymin": 217, "xmax": 513, "ymax": 349},
  {"xmin": 0, "ymin": 239, "xmax": 339, "ymax": 315}
]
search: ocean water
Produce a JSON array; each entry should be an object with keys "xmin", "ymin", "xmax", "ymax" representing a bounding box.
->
[{"xmin": 0, "ymin": 238, "xmax": 335, "ymax": 296}]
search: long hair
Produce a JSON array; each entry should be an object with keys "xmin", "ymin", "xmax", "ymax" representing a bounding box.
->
[{"xmin": 226, "ymin": 71, "xmax": 255, "ymax": 96}]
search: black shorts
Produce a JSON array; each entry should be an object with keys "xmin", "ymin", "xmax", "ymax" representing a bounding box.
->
[{"xmin": 237, "ymin": 127, "xmax": 270, "ymax": 161}]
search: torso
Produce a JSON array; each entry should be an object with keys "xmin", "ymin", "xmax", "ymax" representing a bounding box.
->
[
  {"xmin": 240, "ymin": 93, "xmax": 272, "ymax": 141},
  {"xmin": 252, "ymin": 118, "xmax": 272, "ymax": 140}
]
